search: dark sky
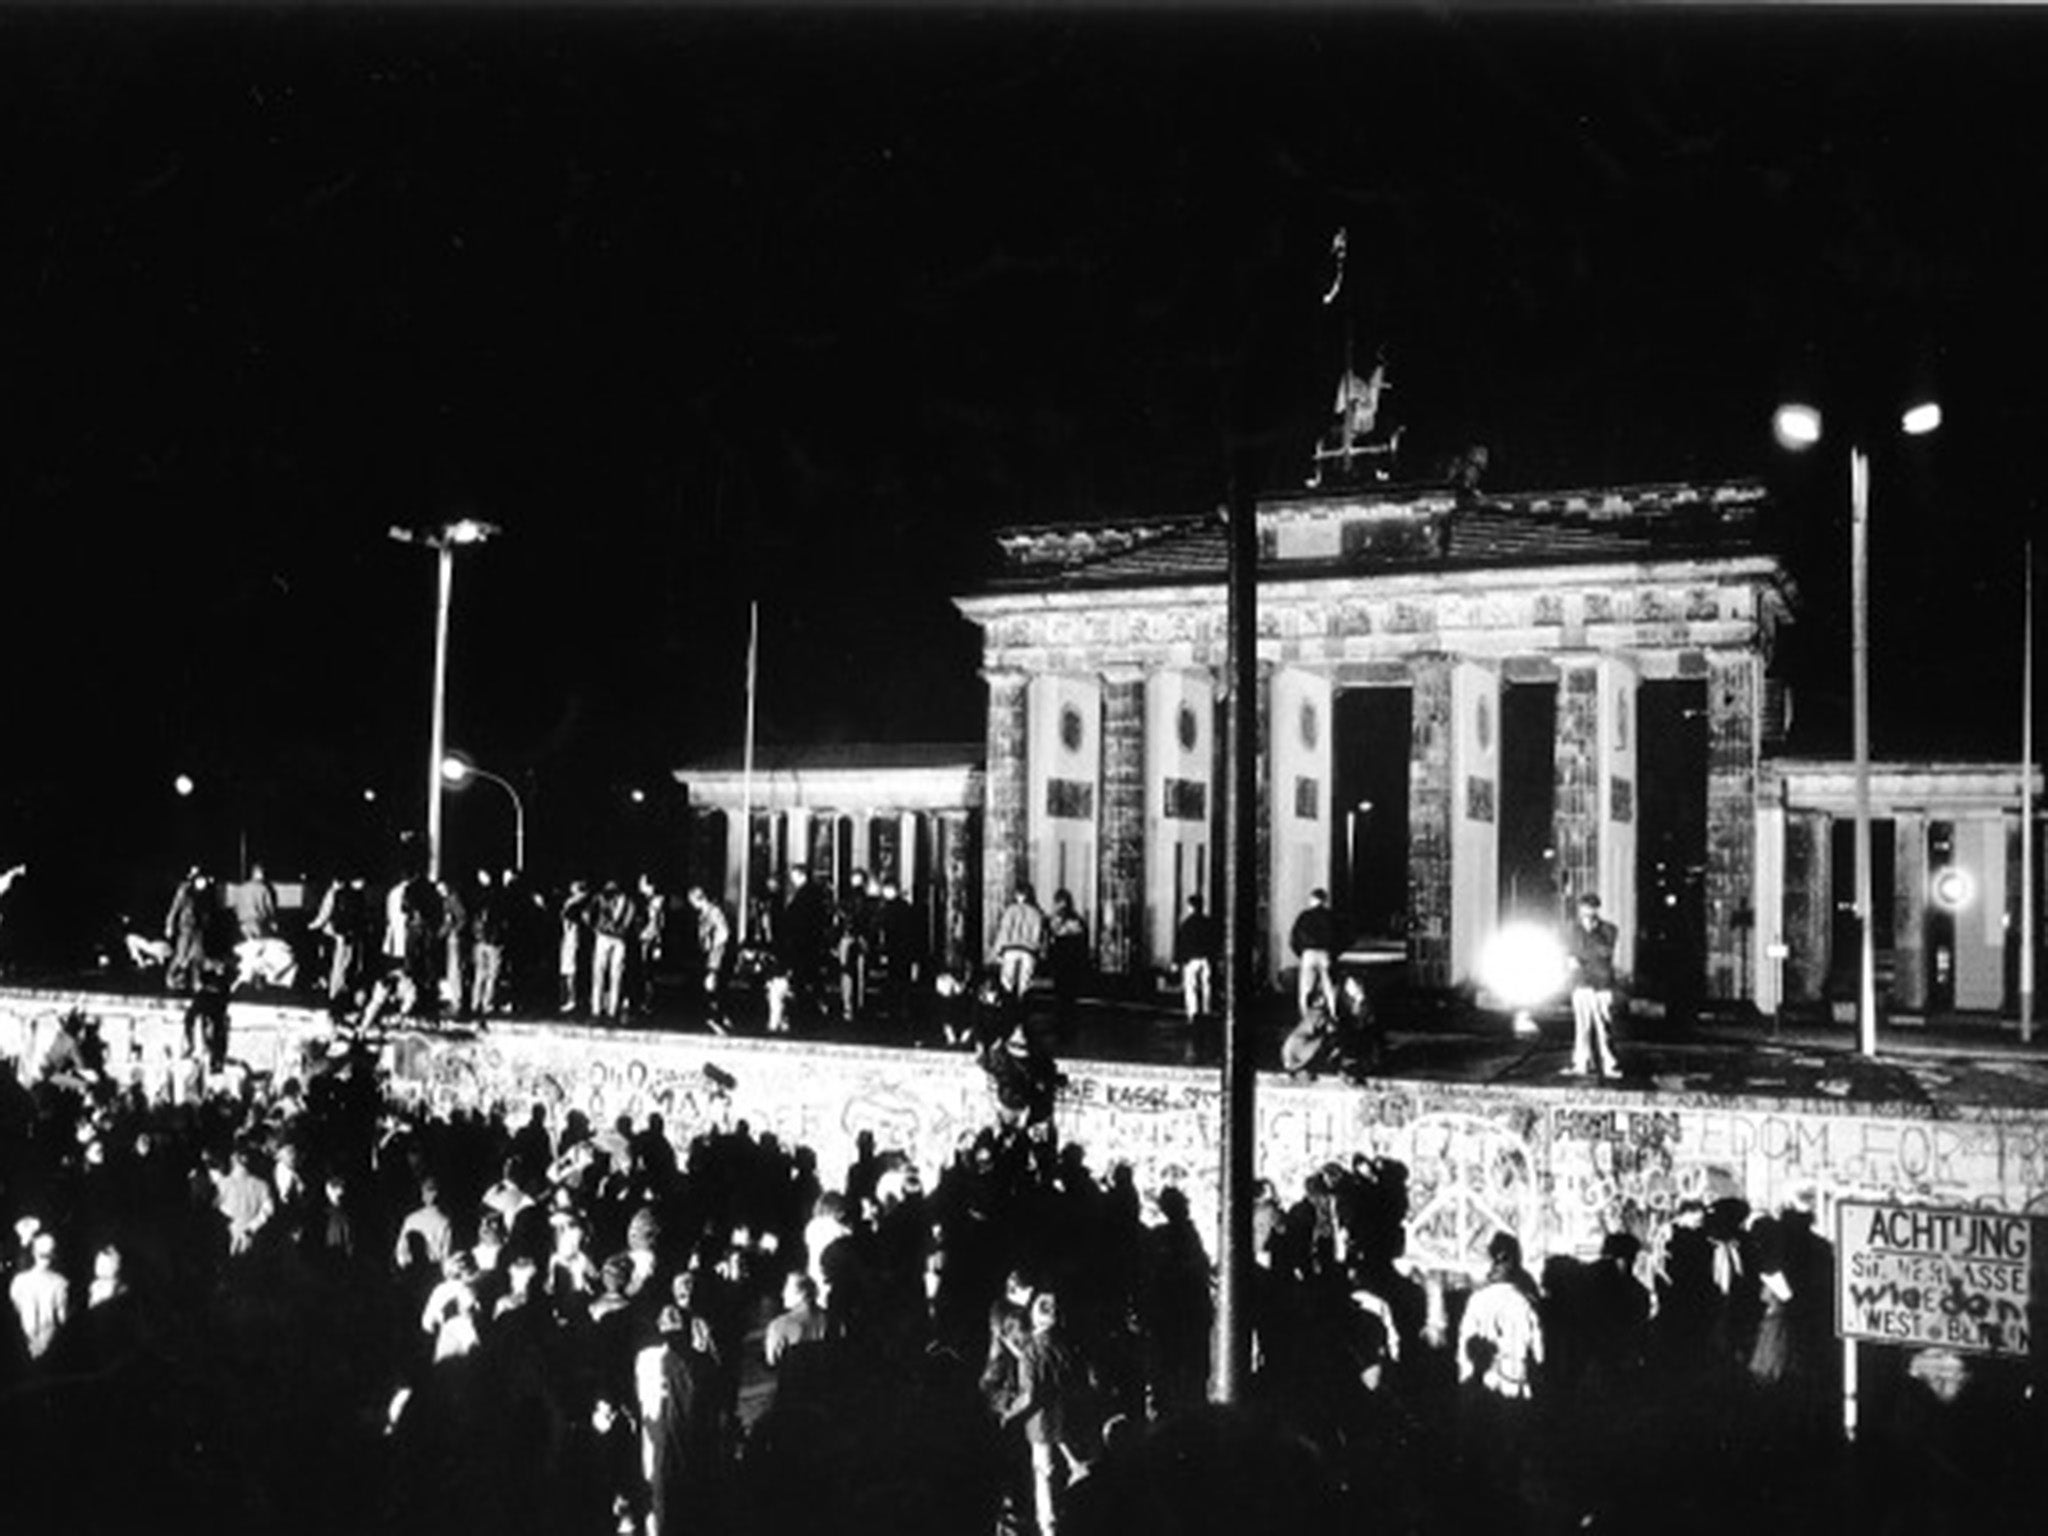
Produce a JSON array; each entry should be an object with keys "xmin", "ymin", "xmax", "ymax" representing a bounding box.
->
[{"xmin": 3, "ymin": 4, "xmax": 2046, "ymax": 922}]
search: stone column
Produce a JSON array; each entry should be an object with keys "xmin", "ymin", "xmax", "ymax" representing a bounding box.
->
[
  {"xmin": 1408, "ymin": 655, "xmax": 1455, "ymax": 988},
  {"xmin": 1255, "ymin": 660, "xmax": 1274, "ymax": 984},
  {"xmin": 1892, "ymin": 813, "xmax": 1928, "ymax": 1012},
  {"xmin": 939, "ymin": 807, "xmax": 977, "ymax": 975},
  {"xmin": 1097, "ymin": 666, "xmax": 1148, "ymax": 980},
  {"xmin": 983, "ymin": 669, "xmax": 1030, "ymax": 958},
  {"xmin": 1553, "ymin": 659, "xmax": 1603, "ymax": 909},
  {"xmin": 1704, "ymin": 651, "xmax": 1761, "ymax": 1000},
  {"xmin": 1781, "ymin": 809, "xmax": 1832, "ymax": 1004}
]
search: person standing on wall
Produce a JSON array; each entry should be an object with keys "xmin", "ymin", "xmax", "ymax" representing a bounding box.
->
[
  {"xmin": 1045, "ymin": 889, "xmax": 1089, "ymax": 1044},
  {"xmin": 1173, "ymin": 893, "xmax": 1220, "ymax": 1028},
  {"xmin": 992, "ymin": 882, "xmax": 1049, "ymax": 1008},
  {"xmin": 1289, "ymin": 888, "xmax": 1339, "ymax": 1022},
  {"xmin": 1564, "ymin": 893, "xmax": 1622, "ymax": 1081}
]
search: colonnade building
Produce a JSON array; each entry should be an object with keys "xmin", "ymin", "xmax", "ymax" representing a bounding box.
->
[
  {"xmin": 954, "ymin": 479, "xmax": 1798, "ymax": 1003},
  {"xmin": 680, "ymin": 477, "xmax": 2036, "ymax": 1020}
]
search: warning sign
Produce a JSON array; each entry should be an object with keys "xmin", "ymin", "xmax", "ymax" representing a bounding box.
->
[{"xmin": 1837, "ymin": 1201, "xmax": 2033, "ymax": 1358}]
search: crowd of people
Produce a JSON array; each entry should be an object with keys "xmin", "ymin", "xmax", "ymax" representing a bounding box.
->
[
  {"xmin": 122, "ymin": 861, "xmax": 966, "ymax": 1052},
  {"xmin": 7, "ymin": 1001, "xmax": 2041, "ymax": 1536}
]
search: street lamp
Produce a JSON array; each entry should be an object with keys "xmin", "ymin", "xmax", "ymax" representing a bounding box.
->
[
  {"xmin": 1775, "ymin": 397, "xmax": 1940, "ymax": 1058},
  {"xmin": 390, "ymin": 518, "xmax": 500, "ymax": 880},
  {"xmin": 440, "ymin": 753, "xmax": 526, "ymax": 873}
]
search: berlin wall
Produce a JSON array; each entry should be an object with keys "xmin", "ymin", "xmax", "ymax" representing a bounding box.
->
[{"xmin": 7, "ymin": 986, "xmax": 2048, "ymax": 1280}]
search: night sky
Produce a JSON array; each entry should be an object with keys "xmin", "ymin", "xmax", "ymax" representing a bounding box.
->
[{"xmin": 4, "ymin": 5, "xmax": 2046, "ymax": 942}]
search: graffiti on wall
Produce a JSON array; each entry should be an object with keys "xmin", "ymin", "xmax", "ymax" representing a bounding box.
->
[{"xmin": 7, "ymin": 988, "xmax": 2048, "ymax": 1281}]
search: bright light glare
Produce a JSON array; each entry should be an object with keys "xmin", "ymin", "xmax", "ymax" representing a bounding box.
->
[
  {"xmin": 1930, "ymin": 867, "xmax": 1975, "ymax": 911},
  {"xmin": 1773, "ymin": 403, "xmax": 1823, "ymax": 450},
  {"xmin": 439, "ymin": 756, "xmax": 472, "ymax": 784},
  {"xmin": 1478, "ymin": 922, "xmax": 1570, "ymax": 1011},
  {"xmin": 630, "ymin": 788, "xmax": 648, "ymax": 805},
  {"xmin": 362, "ymin": 788, "xmax": 378, "ymax": 803},
  {"xmin": 447, "ymin": 518, "xmax": 490, "ymax": 545},
  {"xmin": 173, "ymin": 774, "xmax": 196, "ymax": 798},
  {"xmin": 1901, "ymin": 401, "xmax": 1942, "ymax": 437}
]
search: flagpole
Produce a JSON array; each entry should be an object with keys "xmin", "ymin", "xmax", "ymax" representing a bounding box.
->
[
  {"xmin": 738, "ymin": 600, "xmax": 760, "ymax": 945},
  {"xmin": 2022, "ymin": 543, "xmax": 2035, "ymax": 1044}
]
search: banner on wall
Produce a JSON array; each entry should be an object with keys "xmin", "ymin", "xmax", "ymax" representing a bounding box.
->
[{"xmin": 1836, "ymin": 1199, "xmax": 2034, "ymax": 1358}]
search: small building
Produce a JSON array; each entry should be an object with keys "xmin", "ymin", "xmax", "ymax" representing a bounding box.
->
[{"xmin": 675, "ymin": 744, "xmax": 984, "ymax": 975}]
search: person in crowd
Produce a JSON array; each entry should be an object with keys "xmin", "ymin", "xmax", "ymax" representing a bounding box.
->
[
  {"xmin": 1046, "ymin": 889, "xmax": 1090, "ymax": 1043},
  {"xmin": 871, "ymin": 878, "xmax": 923, "ymax": 1033},
  {"xmin": 833, "ymin": 868, "xmax": 872, "ymax": 1023},
  {"xmin": 635, "ymin": 1303, "xmax": 732, "ymax": 1536},
  {"xmin": 1289, "ymin": 887, "xmax": 1338, "ymax": 1022},
  {"xmin": 436, "ymin": 874, "xmax": 468, "ymax": 1018},
  {"xmin": 393, "ymin": 1176, "xmax": 454, "ymax": 1274},
  {"xmin": 9, "ymin": 1227, "xmax": 70, "ymax": 1362},
  {"xmin": 993, "ymin": 881, "xmax": 1049, "ymax": 1005},
  {"xmin": 309, "ymin": 874, "xmax": 372, "ymax": 1016},
  {"xmin": 779, "ymin": 864, "xmax": 831, "ymax": 1022},
  {"xmin": 687, "ymin": 885, "xmax": 733, "ymax": 1035},
  {"xmin": 763, "ymin": 1267, "xmax": 831, "ymax": 1370},
  {"xmin": 1458, "ymin": 1231, "xmax": 1545, "ymax": 1404},
  {"xmin": 395, "ymin": 867, "xmax": 445, "ymax": 1023},
  {"xmin": 164, "ymin": 866, "xmax": 218, "ymax": 993},
  {"xmin": 0, "ymin": 860, "xmax": 24, "ymax": 979},
  {"xmin": 557, "ymin": 878, "xmax": 595, "ymax": 1016},
  {"xmin": 1565, "ymin": 891, "xmax": 1623, "ymax": 1080},
  {"xmin": 212, "ymin": 1144, "xmax": 276, "ymax": 1257},
  {"xmin": 230, "ymin": 862, "xmax": 279, "ymax": 944},
  {"xmin": 1003, "ymin": 1285, "xmax": 1099, "ymax": 1536},
  {"xmin": 634, "ymin": 873, "xmax": 668, "ymax": 1019},
  {"xmin": 184, "ymin": 945, "xmax": 235, "ymax": 1072},
  {"xmin": 590, "ymin": 879, "xmax": 639, "ymax": 1022},
  {"xmin": 466, "ymin": 868, "xmax": 508, "ymax": 1019},
  {"xmin": 1173, "ymin": 893, "xmax": 1219, "ymax": 1028}
]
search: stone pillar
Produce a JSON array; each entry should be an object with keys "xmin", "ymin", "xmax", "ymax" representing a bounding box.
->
[
  {"xmin": 983, "ymin": 669, "xmax": 1030, "ymax": 958},
  {"xmin": 939, "ymin": 807, "xmax": 977, "ymax": 975},
  {"xmin": 787, "ymin": 808, "xmax": 813, "ymax": 880},
  {"xmin": 1754, "ymin": 797, "xmax": 1786, "ymax": 1017},
  {"xmin": 1552, "ymin": 656, "xmax": 1639, "ymax": 970},
  {"xmin": 1097, "ymin": 667, "xmax": 1148, "ymax": 980},
  {"xmin": 721, "ymin": 809, "xmax": 746, "ymax": 916},
  {"xmin": 1255, "ymin": 660, "xmax": 1274, "ymax": 985},
  {"xmin": 1553, "ymin": 659, "xmax": 1602, "ymax": 911},
  {"xmin": 1268, "ymin": 666, "xmax": 1335, "ymax": 986},
  {"xmin": 1449, "ymin": 660, "xmax": 1503, "ymax": 985},
  {"xmin": 1781, "ymin": 809, "xmax": 1832, "ymax": 1004},
  {"xmin": 1892, "ymin": 813, "xmax": 1928, "ymax": 1012},
  {"xmin": 899, "ymin": 811, "xmax": 920, "ymax": 897},
  {"xmin": 1704, "ymin": 651, "xmax": 1761, "ymax": 1001},
  {"xmin": 1408, "ymin": 656, "xmax": 1455, "ymax": 988}
]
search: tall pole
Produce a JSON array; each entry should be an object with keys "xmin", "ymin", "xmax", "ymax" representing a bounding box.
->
[
  {"xmin": 2023, "ymin": 541, "xmax": 2036, "ymax": 1044},
  {"xmin": 1215, "ymin": 491, "xmax": 1258, "ymax": 1404},
  {"xmin": 428, "ymin": 542, "xmax": 455, "ymax": 882},
  {"xmin": 738, "ymin": 600, "xmax": 760, "ymax": 943},
  {"xmin": 1851, "ymin": 447, "xmax": 1877, "ymax": 1058}
]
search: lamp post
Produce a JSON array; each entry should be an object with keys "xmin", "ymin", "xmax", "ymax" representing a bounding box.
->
[
  {"xmin": 441, "ymin": 754, "xmax": 526, "ymax": 873},
  {"xmin": 1775, "ymin": 399, "xmax": 1940, "ymax": 1058},
  {"xmin": 390, "ymin": 518, "xmax": 499, "ymax": 881}
]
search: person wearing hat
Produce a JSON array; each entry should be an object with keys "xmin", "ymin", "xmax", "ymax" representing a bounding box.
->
[{"xmin": 1564, "ymin": 892, "xmax": 1622, "ymax": 1080}]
